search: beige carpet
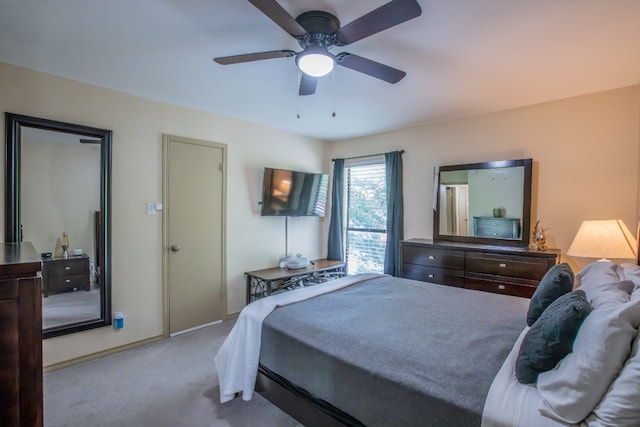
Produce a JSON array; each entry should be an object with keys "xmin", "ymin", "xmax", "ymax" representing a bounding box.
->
[{"xmin": 44, "ymin": 319, "xmax": 302, "ymax": 427}]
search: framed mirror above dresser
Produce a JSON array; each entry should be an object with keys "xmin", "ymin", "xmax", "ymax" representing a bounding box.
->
[
  {"xmin": 400, "ymin": 158, "xmax": 560, "ymax": 298},
  {"xmin": 5, "ymin": 113, "xmax": 112, "ymax": 339},
  {"xmin": 434, "ymin": 158, "xmax": 532, "ymax": 248}
]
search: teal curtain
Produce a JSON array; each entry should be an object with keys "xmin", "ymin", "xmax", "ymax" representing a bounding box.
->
[
  {"xmin": 327, "ymin": 159, "xmax": 344, "ymax": 261},
  {"xmin": 384, "ymin": 151, "xmax": 404, "ymax": 276}
]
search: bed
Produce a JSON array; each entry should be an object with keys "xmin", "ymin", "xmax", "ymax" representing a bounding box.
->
[{"xmin": 216, "ymin": 262, "xmax": 640, "ymax": 426}]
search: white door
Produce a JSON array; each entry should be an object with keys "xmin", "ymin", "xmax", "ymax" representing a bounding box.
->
[
  {"xmin": 163, "ymin": 135, "xmax": 226, "ymax": 336},
  {"xmin": 456, "ymin": 185, "xmax": 469, "ymax": 236}
]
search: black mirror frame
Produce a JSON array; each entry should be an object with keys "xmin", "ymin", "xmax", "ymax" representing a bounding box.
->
[
  {"xmin": 5, "ymin": 112, "xmax": 112, "ymax": 338},
  {"xmin": 433, "ymin": 158, "xmax": 533, "ymax": 248}
]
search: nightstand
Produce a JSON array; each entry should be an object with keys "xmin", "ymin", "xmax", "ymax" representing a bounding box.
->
[{"xmin": 41, "ymin": 255, "xmax": 90, "ymax": 297}]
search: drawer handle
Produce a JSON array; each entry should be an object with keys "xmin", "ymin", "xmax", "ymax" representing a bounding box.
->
[
  {"xmin": 427, "ymin": 274, "xmax": 434, "ymax": 278},
  {"xmin": 428, "ymin": 255, "xmax": 435, "ymax": 260},
  {"xmin": 65, "ymin": 279, "xmax": 71, "ymax": 283},
  {"xmin": 499, "ymin": 263, "xmax": 507, "ymax": 268},
  {"xmin": 65, "ymin": 266, "xmax": 71, "ymax": 270},
  {"xmin": 498, "ymin": 284, "xmax": 506, "ymax": 290}
]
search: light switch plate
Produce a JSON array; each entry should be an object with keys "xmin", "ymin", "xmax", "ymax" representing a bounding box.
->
[{"xmin": 146, "ymin": 202, "xmax": 156, "ymax": 216}]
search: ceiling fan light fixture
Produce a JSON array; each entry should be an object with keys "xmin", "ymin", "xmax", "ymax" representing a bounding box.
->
[{"xmin": 296, "ymin": 47, "xmax": 334, "ymax": 77}]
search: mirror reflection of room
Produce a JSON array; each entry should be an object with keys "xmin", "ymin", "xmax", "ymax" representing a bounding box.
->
[
  {"xmin": 270, "ymin": 168, "xmax": 293, "ymax": 210},
  {"xmin": 439, "ymin": 165, "xmax": 524, "ymax": 239},
  {"xmin": 21, "ymin": 127, "xmax": 101, "ymax": 330}
]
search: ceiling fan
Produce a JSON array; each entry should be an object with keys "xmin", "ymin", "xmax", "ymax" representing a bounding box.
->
[{"xmin": 214, "ymin": 0, "xmax": 422, "ymax": 96}]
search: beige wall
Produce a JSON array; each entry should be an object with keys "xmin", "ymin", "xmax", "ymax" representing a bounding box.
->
[
  {"xmin": 324, "ymin": 86, "xmax": 640, "ymax": 272},
  {"xmin": 0, "ymin": 62, "xmax": 327, "ymax": 366}
]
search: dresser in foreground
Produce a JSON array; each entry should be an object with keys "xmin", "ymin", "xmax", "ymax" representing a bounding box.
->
[
  {"xmin": 0, "ymin": 242, "xmax": 43, "ymax": 427},
  {"xmin": 400, "ymin": 238, "xmax": 560, "ymax": 298}
]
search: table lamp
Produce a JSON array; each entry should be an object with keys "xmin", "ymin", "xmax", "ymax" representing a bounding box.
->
[
  {"xmin": 61, "ymin": 231, "xmax": 70, "ymax": 259},
  {"xmin": 567, "ymin": 219, "xmax": 637, "ymax": 261}
]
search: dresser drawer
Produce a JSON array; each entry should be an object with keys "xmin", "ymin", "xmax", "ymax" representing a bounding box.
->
[
  {"xmin": 47, "ymin": 275, "xmax": 90, "ymax": 292},
  {"xmin": 402, "ymin": 263, "xmax": 465, "ymax": 287},
  {"xmin": 43, "ymin": 257, "xmax": 89, "ymax": 277},
  {"xmin": 465, "ymin": 273, "xmax": 538, "ymax": 298},
  {"xmin": 465, "ymin": 252, "xmax": 550, "ymax": 281},
  {"xmin": 0, "ymin": 279, "xmax": 18, "ymax": 300},
  {"xmin": 402, "ymin": 246, "xmax": 465, "ymax": 270}
]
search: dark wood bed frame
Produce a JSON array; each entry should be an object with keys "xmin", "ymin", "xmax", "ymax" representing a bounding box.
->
[
  {"xmin": 256, "ymin": 366, "xmax": 354, "ymax": 426},
  {"xmin": 255, "ymin": 232, "xmax": 640, "ymax": 426}
]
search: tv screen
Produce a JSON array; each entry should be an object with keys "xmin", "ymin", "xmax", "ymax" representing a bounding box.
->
[{"xmin": 260, "ymin": 167, "xmax": 329, "ymax": 217}]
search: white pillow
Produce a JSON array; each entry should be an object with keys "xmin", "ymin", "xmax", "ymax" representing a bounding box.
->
[
  {"xmin": 587, "ymin": 326, "xmax": 640, "ymax": 426},
  {"xmin": 574, "ymin": 261, "xmax": 622, "ymax": 290},
  {"xmin": 537, "ymin": 298, "xmax": 640, "ymax": 424},
  {"xmin": 621, "ymin": 263, "xmax": 640, "ymax": 291},
  {"xmin": 578, "ymin": 280, "xmax": 633, "ymax": 308},
  {"xmin": 628, "ymin": 265, "xmax": 640, "ymax": 302},
  {"xmin": 576, "ymin": 262, "xmax": 631, "ymax": 308}
]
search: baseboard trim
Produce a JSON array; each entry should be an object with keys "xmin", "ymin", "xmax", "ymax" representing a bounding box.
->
[
  {"xmin": 169, "ymin": 320, "xmax": 222, "ymax": 337},
  {"xmin": 43, "ymin": 334, "xmax": 165, "ymax": 372}
]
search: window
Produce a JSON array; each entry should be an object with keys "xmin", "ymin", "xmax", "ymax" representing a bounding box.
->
[{"xmin": 344, "ymin": 159, "xmax": 386, "ymax": 274}]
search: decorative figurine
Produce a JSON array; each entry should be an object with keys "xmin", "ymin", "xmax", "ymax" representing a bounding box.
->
[{"xmin": 530, "ymin": 220, "xmax": 547, "ymax": 251}]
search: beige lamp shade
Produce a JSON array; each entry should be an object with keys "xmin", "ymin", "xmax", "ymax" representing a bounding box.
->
[{"xmin": 567, "ymin": 220, "xmax": 637, "ymax": 260}]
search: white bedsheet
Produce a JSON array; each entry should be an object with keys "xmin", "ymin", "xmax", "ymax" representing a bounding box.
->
[
  {"xmin": 482, "ymin": 327, "xmax": 580, "ymax": 427},
  {"xmin": 215, "ymin": 273, "xmax": 382, "ymax": 403}
]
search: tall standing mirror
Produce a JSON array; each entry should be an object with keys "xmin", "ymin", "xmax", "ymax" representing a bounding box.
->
[
  {"xmin": 5, "ymin": 113, "xmax": 111, "ymax": 338},
  {"xmin": 434, "ymin": 158, "xmax": 532, "ymax": 247}
]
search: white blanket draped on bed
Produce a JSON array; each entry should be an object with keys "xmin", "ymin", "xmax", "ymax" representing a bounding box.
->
[
  {"xmin": 215, "ymin": 273, "xmax": 383, "ymax": 403},
  {"xmin": 482, "ymin": 327, "xmax": 579, "ymax": 427}
]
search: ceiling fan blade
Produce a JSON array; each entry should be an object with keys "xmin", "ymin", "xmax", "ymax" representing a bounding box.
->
[
  {"xmin": 214, "ymin": 50, "xmax": 295, "ymax": 65},
  {"xmin": 299, "ymin": 73, "xmax": 318, "ymax": 96},
  {"xmin": 79, "ymin": 138, "xmax": 100, "ymax": 144},
  {"xmin": 248, "ymin": 0, "xmax": 308, "ymax": 38},
  {"xmin": 336, "ymin": 53, "xmax": 406, "ymax": 83},
  {"xmin": 334, "ymin": 0, "xmax": 422, "ymax": 46}
]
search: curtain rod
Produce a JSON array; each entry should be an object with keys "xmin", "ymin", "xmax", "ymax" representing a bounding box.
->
[{"xmin": 332, "ymin": 149, "xmax": 404, "ymax": 162}]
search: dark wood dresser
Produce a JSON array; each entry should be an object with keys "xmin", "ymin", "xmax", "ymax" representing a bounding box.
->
[
  {"xmin": 400, "ymin": 238, "xmax": 560, "ymax": 298},
  {"xmin": 42, "ymin": 255, "xmax": 90, "ymax": 297},
  {"xmin": 0, "ymin": 242, "xmax": 43, "ymax": 427}
]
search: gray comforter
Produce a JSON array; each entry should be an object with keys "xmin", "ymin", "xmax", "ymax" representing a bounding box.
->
[{"xmin": 260, "ymin": 275, "xmax": 528, "ymax": 426}]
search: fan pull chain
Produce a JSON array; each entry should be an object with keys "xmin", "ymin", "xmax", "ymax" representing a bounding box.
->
[
  {"xmin": 331, "ymin": 68, "xmax": 336, "ymax": 117},
  {"xmin": 297, "ymin": 69, "xmax": 301, "ymax": 119}
]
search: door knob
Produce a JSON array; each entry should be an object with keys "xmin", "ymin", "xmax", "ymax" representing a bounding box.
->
[{"xmin": 170, "ymin": 244, "xmax": 182, "ymax": 252}]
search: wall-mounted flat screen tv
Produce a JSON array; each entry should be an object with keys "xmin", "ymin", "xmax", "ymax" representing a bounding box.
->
[{"xmin": 260, "ymin": 167, "xmax": 329, "ymax": 217}]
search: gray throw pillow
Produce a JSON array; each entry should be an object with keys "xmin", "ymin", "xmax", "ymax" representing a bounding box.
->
[
  {"xmin": 527, "ymin": 263, "xmax": 574, "ymax": 326},
  {"xmin": 516, "ymin": 289, "xmax": 592, "ymax": 384}
]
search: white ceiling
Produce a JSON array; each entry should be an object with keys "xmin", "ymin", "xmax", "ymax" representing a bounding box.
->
[{"xmin": 1, "ymin": 0, "xmax": 639, "ymax": 141}]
